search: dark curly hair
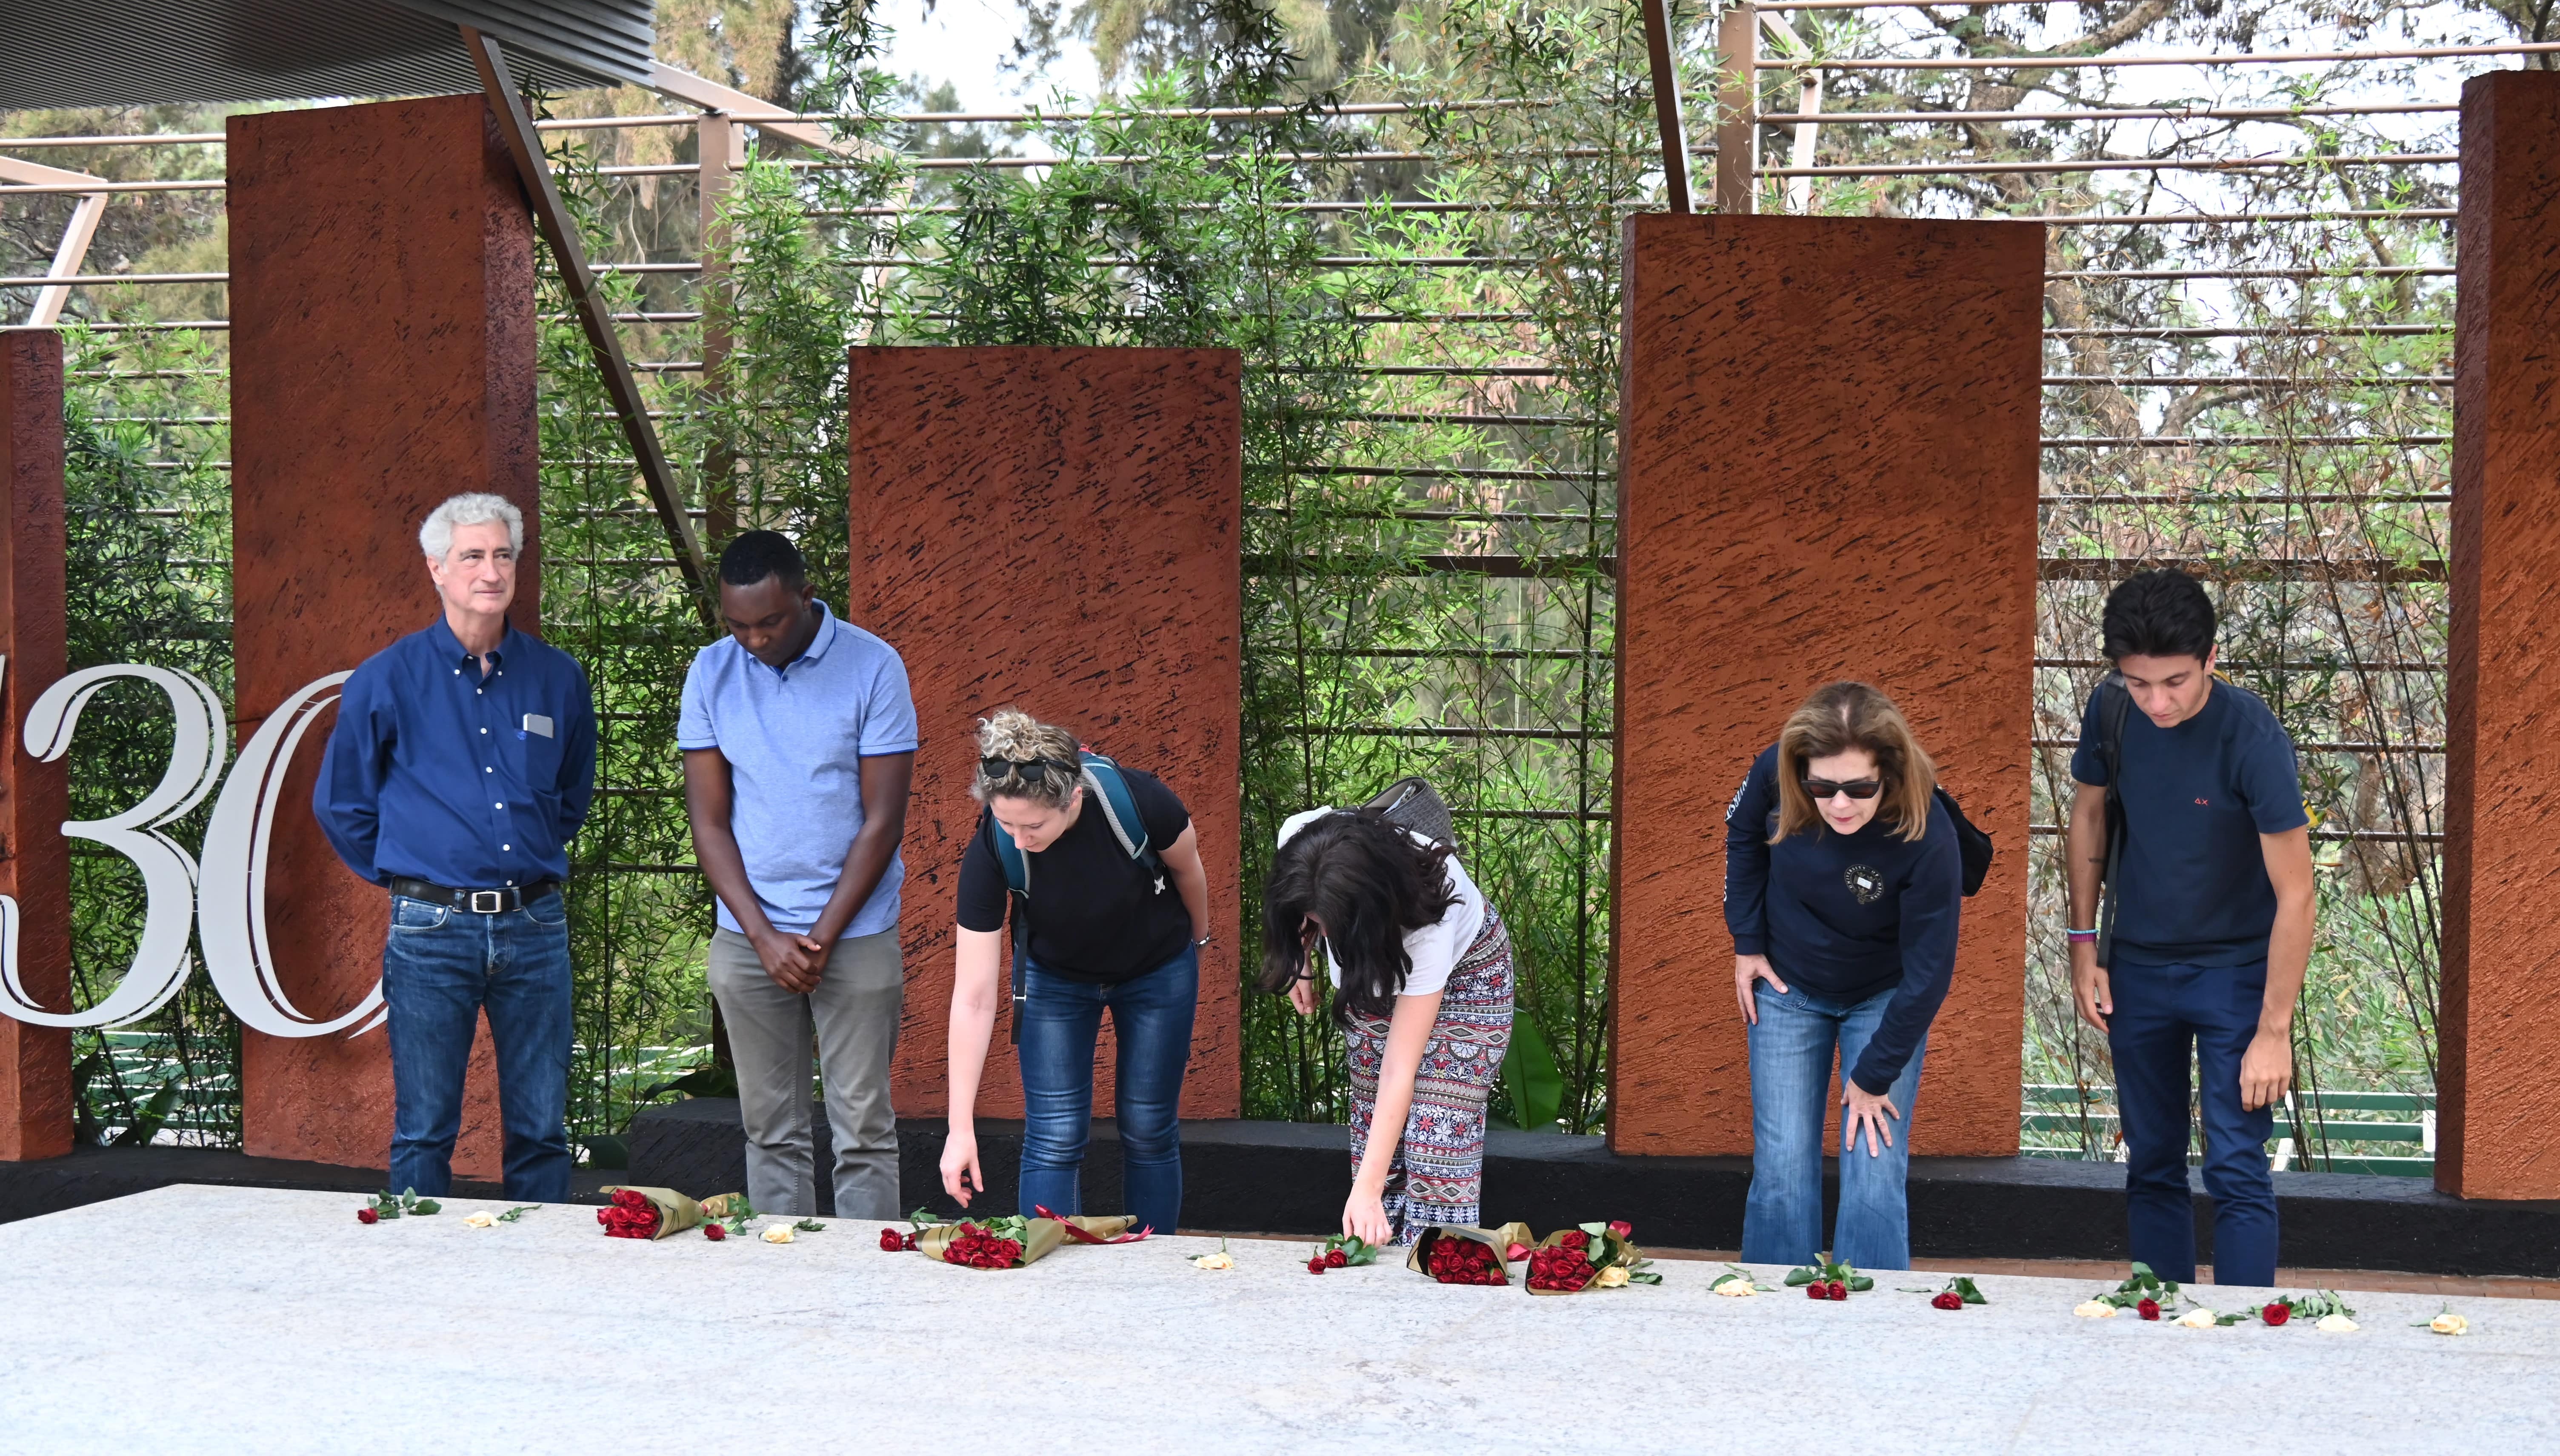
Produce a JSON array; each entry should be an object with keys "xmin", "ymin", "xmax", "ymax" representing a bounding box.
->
[{"xmin": 1257, "ymin": 810, "xmax": 1460, "ymax": 1024}]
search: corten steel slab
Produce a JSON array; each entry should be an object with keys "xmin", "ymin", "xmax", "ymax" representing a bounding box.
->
[
  {"xmin": 8, "ymin": 1186, "xmax": 2560, "ymax": 1453},
  {"xmin": 1609, "ymin": 213, "xmax": 2043, "ymax": 1158},
  {"xmin": 229, "ymin": 96, "xmax": 540, "ymax": 1177},
  {"xmin": 2443, "ymin": 71, "xmax": 2560, "ymax": 1201},
  {"xmin": 0, "ymin": 332, "xmax": 72, "ymax": 1162},
  {"xmin": 848, "ymin": 347, "xmax": 1244, "ymax": 1122}
]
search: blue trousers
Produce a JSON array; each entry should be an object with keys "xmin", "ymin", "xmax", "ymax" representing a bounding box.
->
[
  {"xmin": 1741, "ymin": 980, "xmax": 1928, "ymax": 1271},
  {"xmin": 380, "ymin": 893, "xmax": 575, "ymax": 1202},
  {"xmin": 2108, "ymin": 958, "xmax": 2278, "ymax": 1287},
  {"xmin": 1016, "ymin": 944, "xmax": 1197, "ymax": 1236}
]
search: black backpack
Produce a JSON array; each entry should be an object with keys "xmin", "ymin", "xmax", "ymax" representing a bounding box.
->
[{"xmin": 1932, "ymin": 785, "xmax": 1995, "ymax": 897}]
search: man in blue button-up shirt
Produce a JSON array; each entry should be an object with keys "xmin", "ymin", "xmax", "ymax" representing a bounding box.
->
[{"xmin": 315, "ymin": 492, "xmax": 596, "ymax": 1201}]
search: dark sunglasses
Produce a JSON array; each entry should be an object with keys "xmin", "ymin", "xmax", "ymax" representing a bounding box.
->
[
  {"xmin": 981, "ymin": 756, "xmax": 1078, "ymax": 783},
  {"xmin": 1802, "ymin": 777, "xmax": 1883, "ymax": 802}
]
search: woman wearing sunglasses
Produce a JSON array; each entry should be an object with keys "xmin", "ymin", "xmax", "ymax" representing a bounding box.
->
[
  {"xmin": 938, "ymin": 708, "xmax": 1212, "ymax": 1236},
  {"xmin": 1727, "ymin": 681, "xmax": 1962, "ymax": 1271}
]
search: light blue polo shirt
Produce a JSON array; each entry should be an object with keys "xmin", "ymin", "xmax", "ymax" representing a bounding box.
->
[{"xmin": 676, "ymin": 602, "xmax": 919, "ymax": 939}]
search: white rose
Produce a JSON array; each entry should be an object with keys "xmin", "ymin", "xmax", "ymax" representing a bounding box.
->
[
  {"xmin": 2315, "ymin": 1313, "xmax": 2357, "ymax": 1333},
  {"xmin": 1192, "ymin": 1252, "xmax": 1234, "ymax": 1270},
  {"xmin": 462, "ymin": 1212, "xmax": 495, "ymax": 1228},
  {"xmin": 2178, "ymin": 1307, "xmax": 2218, "ymax": 1329},
  {"xmin": 762, "ymin": 1225, "xmax": 794, "ymax": 1245},
  {"xmin": 2074, "ymin": 1300, "xmax": 2119, "ymax": 1319},
  {"xmin": 1596, "ymin": 1265, "xmax": 1630, "ymax": 1288},
  {"xmin": 1713, "ymin": 1276, "xmax": 1759, "ymax": 1298},
  {"xmin": 2430, "ymin": 1313, "xmax": 2468, "ymax": 1336}
]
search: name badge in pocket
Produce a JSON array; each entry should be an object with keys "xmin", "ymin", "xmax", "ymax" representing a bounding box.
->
[{"xmin": 521, "ymin": 713, "xmax": 555, "ymax": 739}]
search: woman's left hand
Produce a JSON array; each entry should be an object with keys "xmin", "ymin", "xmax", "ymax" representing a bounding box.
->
[
  {"xmin": 1342, "ymin": 1183, "xmax": 1393, "ymax": 1246},
  {"xmin": 1841, "ymin": 1082, "xmax": 1902, "ymax": 1158}
]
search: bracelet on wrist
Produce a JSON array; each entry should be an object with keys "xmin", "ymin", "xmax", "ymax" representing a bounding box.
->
[{"xmin": 2066, "ymin": 929, "xmax": 2098, "ymax": 944}]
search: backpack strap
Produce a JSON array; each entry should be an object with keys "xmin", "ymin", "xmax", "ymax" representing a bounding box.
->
[
  {"xmin": 1077, "ymin": 751, "xmax": 1166, "ymax": 894},
  {"xmin": 2095, "ymin": 674, "xmax": 2134, "ymax": 965}
]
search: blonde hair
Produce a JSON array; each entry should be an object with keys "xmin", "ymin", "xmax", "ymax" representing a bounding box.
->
[
  {"xmin": 971, "ymin": 708, "xmax": 1081, "ymax": 809},
  {"xmin": 1772, "ymin": 682, "xmax": 1936, "ymax": 844}
]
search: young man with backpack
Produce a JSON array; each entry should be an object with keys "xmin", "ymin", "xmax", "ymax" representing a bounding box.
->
[
  {"xmin": 2066, "ymin": 569, "xmax": 2314, "ymax": 1289},
  {"xmin": 680, "ymin": 531, "xmax": 918, "ymax": 1219}
]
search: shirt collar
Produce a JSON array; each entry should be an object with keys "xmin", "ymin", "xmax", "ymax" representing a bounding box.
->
[{"xmin": 427, "ymin": 614, "xmax": 515, "ymax": 666}]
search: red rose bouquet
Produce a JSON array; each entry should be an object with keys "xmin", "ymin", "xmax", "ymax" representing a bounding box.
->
[
  {"xmin": 1526, "ymin": 1221, "xmax": 1660, "ymax": 1295},
  {"xmin": 595, "ymin": 1185, "xmax": 708, "ymax": 1241},
  {"xmin": 1783, "ymin": 1253, "xmax": 1874, "ymax": 1301},
  {"xmin": 913, "ymin": 1211, "xmax": 1142, "ymax": 1269},
  {"xmin": 1405, "ymin": 1222, "xmax": 1534, "ymax": 1286}
]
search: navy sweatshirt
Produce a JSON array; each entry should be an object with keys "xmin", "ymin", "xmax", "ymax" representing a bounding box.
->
[{"xmin": 1723, "ymin": 745, "xmax": 1963, "ymax": 1094}]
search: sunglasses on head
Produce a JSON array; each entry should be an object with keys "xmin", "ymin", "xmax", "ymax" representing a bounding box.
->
[
  {"xmin": 981, "ymin": 756, "xmax": 1078, "ymax": 783},
  {"xmin": 1802, "ymin": 777, "xmax": 1883, "ymax": 802}
]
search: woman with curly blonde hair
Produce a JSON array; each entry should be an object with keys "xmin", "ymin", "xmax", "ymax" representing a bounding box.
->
[{"xmin": 937, "ymin": 709, "xmax": 1211, "ymax": 1236}]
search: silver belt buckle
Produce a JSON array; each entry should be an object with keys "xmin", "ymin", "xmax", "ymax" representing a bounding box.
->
[{"xmin": 468, "ymin": 889, "xmax": 506, "ymax": 914}]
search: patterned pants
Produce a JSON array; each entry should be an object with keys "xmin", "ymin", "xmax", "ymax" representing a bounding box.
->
[{"xmin": 1345, "ymin": 905, "xmax": 1516, "ymax": 1243}]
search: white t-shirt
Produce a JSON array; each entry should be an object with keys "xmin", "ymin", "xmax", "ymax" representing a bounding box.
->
[{"xmin": 1276, "ymin": 808, "xmax": 1487, "ymax": 997}]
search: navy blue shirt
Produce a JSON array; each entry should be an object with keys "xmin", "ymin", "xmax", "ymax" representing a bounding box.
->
[
  {"xmin": 1724, "ymin": 745, "xmax": 1963, "ymax": 1093},
  {"xmin": 315, "ymin": 618, "xmax": 598, "ymax": 890},
  {"xmin": 2071, "ymin": 679, "xmax": 2306, "ymax": 968}
]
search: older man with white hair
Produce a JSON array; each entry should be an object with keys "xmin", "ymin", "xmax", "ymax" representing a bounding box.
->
[{"xmin": 315, "ymin": 492, "xmax": 597, "ymax": 1201}]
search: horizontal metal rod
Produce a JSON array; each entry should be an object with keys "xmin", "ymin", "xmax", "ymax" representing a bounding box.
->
[
  {"xmin": 2043, "ymin": 434, "xmax": 2449, "ymax": 446},
  {"xmin": 2045, "ymin": 492, "xmax": 2449, "ymax": 504},
  {"xmin": 2035, "ymin": 656, "xmax": 2446, "ymax": 673},
  {"xmin": 2049, "ymin": 325, "xmax": 2443, "ymax": 336},
  {"xmin": 1749, "ymin": 104, "xmax": 2457, "ymax": 123},
  {"xmin": 1757, "ymin": 40, "xmax": 2560, "ymax": 70},
  {"xmin": 2045, "ymin": 375, "xmax": 2452, "ymax": 386},
  {"xmin": 0, "ymin": 271, "xmax": 226, "ymax": 287},
  {"xmin": 2039, "ymin": 556, "xmax": 2444, "ymax": 582},
  {"xmin": 2048, "ymin": 267, "xmax": 2452, "ymax": 280},
  {"xmin": 2033, "ymin": 735, "xmax": 2441, "ymax": 753},
  {"xmin": 1297, "ymin": 726, "xmax": 1603, "ymax": 740},
  {"xmin": 2029, "ymin": 824, "xmax": 2441, "ymax": 842},
  {"xmin": 1760, "ymin": 153, "xmax": 2451, "ymax": 178}
]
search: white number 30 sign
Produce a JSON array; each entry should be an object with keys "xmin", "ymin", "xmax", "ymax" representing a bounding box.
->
[{"xmin": 0, "ymin": 657, "xmax": 383, "ymax": 1039}]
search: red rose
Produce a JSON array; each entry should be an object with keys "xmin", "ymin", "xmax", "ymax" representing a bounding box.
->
[
  {"xmin": 1307, "ymin": 1256, "xmax": 1327, "ymax": 1275},
  {"xmin": 1506, "ymin": 1242, "xmax": 1529, "ymax": 1262},
  {"xmin": 1326, "ymin": 1249, "xmax": 1348, "ymax": 1268},
  {"xmin": 1560, "ymin": 1230, "xmax": 1589, "ymax": 1251},
  {"xmin": 705, "ymin": 1224, "xmax": 727, "ymax": 1241},
  {"xmin": 902, "ymin": 1232, "xmax": 919, "ymax": 1251},
  {"xmin": 357, "ymin": 1207, "xmax": 380, "ymax": 1225},
  {"xmin": 2261, "ymin": 1302, "xmax": 2290, "ymax": 1326},
  {"xmin": 879, "ymin": 1228, "xmax": 906, "ymax": 1252},
  {"xmin": 1931, "ymin": 1291, "xmax": 1963, "ymax": 1310},
  {"xmin": 1608, "ymin": 1221, "xmax": 1633, "ymax": 1239},
  {"xmin": 2137, "ymin": 1299, "xmax": 2161, "ymax": 1321},
  {"xmin": 1826, "ymin": 1281, "xmax": 1848, "ymax": 1301}
]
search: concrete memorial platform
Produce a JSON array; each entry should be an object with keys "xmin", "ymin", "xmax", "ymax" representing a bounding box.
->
[{"xmin": 2, "ymin": 1185, "xmax": 2553, "ymax": 1453}]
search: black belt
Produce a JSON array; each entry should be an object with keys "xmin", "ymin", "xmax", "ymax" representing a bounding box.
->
[{"xmin": 386, "ymin": 877, "xmax": 562, "ymax": 914}]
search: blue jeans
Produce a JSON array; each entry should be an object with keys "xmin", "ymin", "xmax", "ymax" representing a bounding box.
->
[
  {"xmin": 1016, "ymin": 943, "xmax": 1197, "ymax": 1235},
  {"xmin": 1741, "ymin": 980, "xmax": 1928, "ymax": 1270},
  {"xmin": 381, "ymin": 893, "xmax": 575, "ymax": 1201},
  {"xmin": 2108, "ymin": 958, "xmax": 2278, "ymax": 1287}
]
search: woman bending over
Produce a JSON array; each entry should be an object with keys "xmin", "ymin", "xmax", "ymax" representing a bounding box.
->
[{"xmin": 1262, "ymin": 808, "xmax": 1514, "ymax": 1245}]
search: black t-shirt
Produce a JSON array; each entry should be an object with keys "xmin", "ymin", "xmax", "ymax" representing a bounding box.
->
[{"xmin": 955, "ymin": 767, "xmax": 1193, "ymax": 983}]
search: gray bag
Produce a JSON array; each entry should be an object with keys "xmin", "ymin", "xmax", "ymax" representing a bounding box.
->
[{"xmin": 1362, "ymin": 776, "xmax": 1458, "ymax": 852}]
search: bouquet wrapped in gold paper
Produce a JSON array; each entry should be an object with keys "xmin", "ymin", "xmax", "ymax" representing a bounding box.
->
[
  {"xmin": 597, "ymin": 1186, "xmax": 710, "ymax": 1241},
  {"xmin": 1406, "ymin": 1222, "xmax": 1535, "ymax": 1285},
  {"xmin": 915, "ymin": 1210, "xmax": 1144, "ymax": 1269},
  {"xmin": 1525, "ymin": 1221, "xmax": 1660, "ymax": 1294}
]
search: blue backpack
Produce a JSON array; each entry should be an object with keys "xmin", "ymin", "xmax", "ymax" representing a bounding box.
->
[{"xmin": 991, "ymin": 749, "xmax": 1165, "ymax": 1041}]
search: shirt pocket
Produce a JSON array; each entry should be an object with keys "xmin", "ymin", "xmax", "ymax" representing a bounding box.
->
[{"xmin": 514, "ymin": 716, "xmax": 567, "ymax": 790}]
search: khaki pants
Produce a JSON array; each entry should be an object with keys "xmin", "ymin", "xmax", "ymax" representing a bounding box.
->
[{"xmin": 707, "ymin": 925, "xmax": 903, "ymax": 1218}]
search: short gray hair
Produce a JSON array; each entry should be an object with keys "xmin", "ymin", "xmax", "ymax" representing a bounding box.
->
[{"xmin": 419, "ymin": 493, "xmax": 525, "ymax": 561}]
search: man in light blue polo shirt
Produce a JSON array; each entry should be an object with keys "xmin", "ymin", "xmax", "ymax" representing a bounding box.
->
[{"xmin": 679, "ymin": 530, "xmax": 918, "ymax": 1218}]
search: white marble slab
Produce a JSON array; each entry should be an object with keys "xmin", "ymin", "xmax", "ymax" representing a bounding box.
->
[{"xmin": 1, "ymin": 1184, "xmax": 2553, "ymax": 1455}]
